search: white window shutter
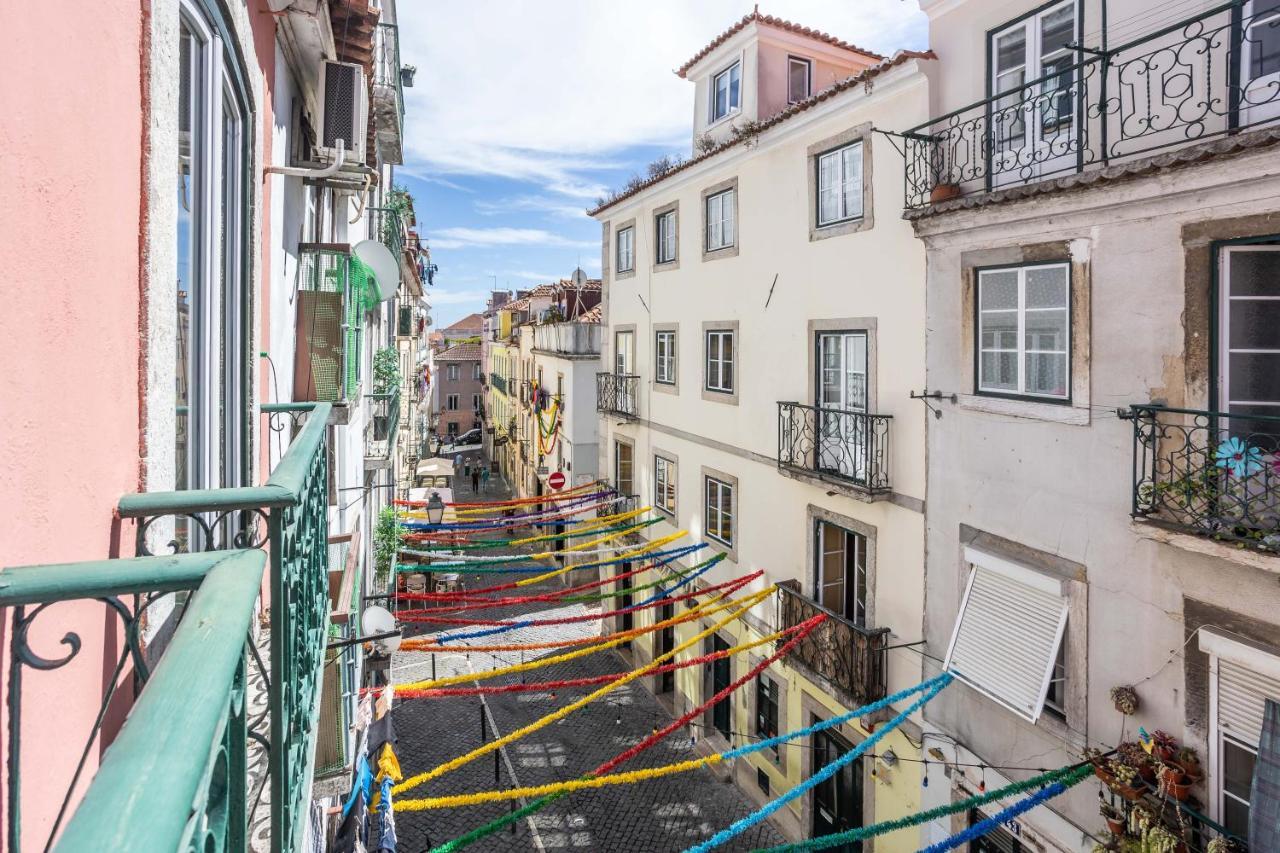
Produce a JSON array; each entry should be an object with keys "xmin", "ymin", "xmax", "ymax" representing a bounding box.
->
[
  {"xmin": 1219, "ymin": 660, "xmax": 1280, "ymax": 747},
  {"xmin": 944, "ymin": 547, "xmax": 1069, "ymax": 722}
]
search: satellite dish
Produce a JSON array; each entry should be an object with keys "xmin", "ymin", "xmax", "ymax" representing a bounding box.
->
[
  {"xmin": 570, "ymin": 267, "xmax": 589, "ymax": 287},
  {"xmin": 361, "ymin": 604, "xmax": 401, "ymax": 654},
  {"xmin": 353, "ymin": 239, "xmax": 399, "ymax": 302}
]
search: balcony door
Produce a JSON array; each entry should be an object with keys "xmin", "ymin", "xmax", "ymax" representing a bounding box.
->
[
  {"xmin": 988, "ymin": 0, "xmax": 1079, "ymax": 188},
  {"xmin": 811, "ymin": 723, "xmax": 862, "ymax": 852},
  {"xmin": 710, "ymin": 634, "xmax": 732, "ymax": 740},
  {"xmin": 613, "ymin": 330, "xmax": 635, "ymax": 413},
  {"xmin": 814, "ymin": 520, "xmax": 868, "ymax": 626},
  {"xmin": 816, "ymin": 332, "xmax": 868, "ymax": 480},
  {"xmin": 1241, "ymin": 0, "xmax": 1280, "ymax": 127},
  {"xmin": 1219, "ymin": 245, "xmax": 1280, "ymax": 436}
]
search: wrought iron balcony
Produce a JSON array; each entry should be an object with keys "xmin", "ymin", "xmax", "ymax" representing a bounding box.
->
[
  {"xmin": 1129, "ymin": 404, "xmax": 1280, "ymax": 552},
  {"xmin": 776, "ymin": 581, "xmax": 889, "ymax": 707},
  {"xmin": 371, "ymin": 23, "xmax": 404, "ymax": 162},
  {"xmin": 489, "ymin": 373, "xmax": 507, "ymax": 395},
  {"xmin": 368, "ymin": 206, "xmax": 406, "ymax": 261},
  {"xmin": 903, "ymin": 0, "xmax": 1280, "ymax": 209},
  {"xmin": 3, "ymin": 404, "xmax": 330, "ymax": 852},
  {"xmin": 365, "ymin": 388, "xmax": 400, "ymax": 468},
  {"xmin": 597, "ymin": 372, "xmax": 639, "ymax": 419},
  {"xmin": 777, "ymin": 402, "xmax": 891, "ymax": 495}
]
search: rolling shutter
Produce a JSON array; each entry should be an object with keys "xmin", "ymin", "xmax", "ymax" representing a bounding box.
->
[
  {"xmin": 1220, "ymin": 660, "xmax": 1280, "ymax": 748},
  {"xmin": 944, "ymin": 547, "xmax": 1069, "ymax": 723}
]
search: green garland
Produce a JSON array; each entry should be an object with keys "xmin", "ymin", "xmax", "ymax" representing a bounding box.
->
[
  {"xmin": 400, "ymin": 516, "xmax": 661, "ymax": 554},
  {"xmin": 560, "ymin": 553, "xmax": 723, "ymax": 604},
  {"xmin": 754, "ymin": 763, "xmax": 1094, "ymax": 852}
]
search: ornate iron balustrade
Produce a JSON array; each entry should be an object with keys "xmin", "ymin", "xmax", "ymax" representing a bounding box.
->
[
  {"xmin": 596, "ymin": 372, "xmax": 640, "ymax": 419},
  {"xmin": 113, "ymin": 402, "xmax": 331, "ymax": 852},
  {"xmin": 1129, "ymin": 404, "xmax": 1280, "ymax": 552},
  {"xmin": 489, "ymin": 373, "xmax": 508, "ymax": 395},
  {"xmin": 903, "ymin": 0, "xmax": 1280, "ymax": 208},
  {"xmin": 598, "ymin": 488, "xmax": 640, "ymax": 518},
  {"xmin": 365, "ymin": 389, "xmax": 400, "ymax": 466},
  {"xmin": 776, "ymin": 581, "xmax": 889, "ymax": 707},
  {"xmin": 0, "ymin": 549, "xmax": 266, "ymax": 852},
  {"xmin": 368, "ymin": 206, "xmax": 405, "ymax": 260},
  {"xmin": 371, "ymin": 23, "xmax": 404, "ymax": 156},
  {"xmin": 777, "ymin": 402, "xmax": 892, "ymax": 494}
]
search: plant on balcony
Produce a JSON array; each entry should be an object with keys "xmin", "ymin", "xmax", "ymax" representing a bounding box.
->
[
  {"xmin": 1110, "ymin": 684, "xmax": 1140, "ymax": 716},
  {"xmin": 374, "ymin": 347, "xmax": 400, "ymax": 392},
  {"xmin": 373, "ymin": 505, "xmax": 403, "ymax": 592}
]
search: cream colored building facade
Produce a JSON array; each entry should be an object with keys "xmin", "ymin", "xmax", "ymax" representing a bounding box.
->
[{"xmin": 592, "ymin": 16, "xmax": 937, "ymax": 847}]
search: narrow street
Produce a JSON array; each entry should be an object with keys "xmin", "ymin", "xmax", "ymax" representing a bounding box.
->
[{"xmin": 389, "ymin": 461, "xmax": 785, "ymax": 852}]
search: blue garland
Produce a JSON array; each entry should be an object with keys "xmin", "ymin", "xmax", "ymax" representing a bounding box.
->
[
  {"xmin": 398, "ymin": 491, "xmax": 613, "ymax": 531},
  {"xmin": 685, "ymin": 673, "xmax": 954, "ymax": 853},
  {"xmin": 396, "ymin": 543, "xmax": 706, "ymax": 576},
  {"xmin": 430, "ymin": 546, "xmax": 707, "ymax": 643},
  {"xmin": 637, "ymin": 553, "xmax": 725, "ymax": 605},
  {"xmin": 919, "ymin": 777, "xmax": 1070, "ymax": 853}
]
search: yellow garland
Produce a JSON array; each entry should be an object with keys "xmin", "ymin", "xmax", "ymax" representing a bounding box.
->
[
  {"xmin": 396, "ymin": 572, "xmax": 741, "ymax": 692},
  {"xmin": 512, "ymin": 527, "xmax": 685, "ymax": 587},
  {"xmin": 393, "ymin": 585, "xmax": 775, "ymax": 795},
  {"xmin": 449, "ymin": 482, "xmax": 599, "ymax": 517}
]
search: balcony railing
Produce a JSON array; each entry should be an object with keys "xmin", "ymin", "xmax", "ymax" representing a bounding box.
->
[
  {"xmin": 777, "ymin": 402, "xmax": 891, "ymax": 494},
  {"xmin": 2, "ymin": 404, "xmax": 330, "ymax": 852},
  {"xmin": 596, "ymin": 373, "xmax": 639, "ymax": 419},
  {"xmin": 532, "ymin": 322, "xmax": 602, "ymax": 356},
  {"xmin": 371, "ymin": 23, "xmax": 404, "ymax": 160},
  {"xmin": 368, "ymin": 206, "xmax": 405, "ymax": 260},
  {"xmin": 489, "ymin": 373, "xmax": 508, "ymax": 395},
  {"xmin": 903, "ymin": 0, "xmax": 1280, "ymax": 209},
  {"xmin": 365, "ymin": 388, "xmax": 400, "ymax": 467},
  {"xmin": 294, "ymin": 245, "xmax": 376, "ymax": 402},
  {"xmin": 1129, "ymin": 404, "xmax": 1280, "ymax": 552},
  {"xmin": 776, "ymin": 581, "xmax": 889, "ymax": 707}
]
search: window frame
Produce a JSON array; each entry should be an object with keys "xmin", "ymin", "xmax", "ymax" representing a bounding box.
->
[
  {"xmin": 974, "ymin": 261, "xmax": 1073, "ymax": 404},
  {"xmin": 447, "ymin": 363, "xmax": 460, "ymax": 381},
  {"xmin": 787, "ymin": 55, "xmax": 813, "ymax": 104},
  {"xmin": 446, "ymin": 393, "xmax": 459, "ymax": 411},
  {"xmin": 655, "ymin": 208, "xmax": 677, "ymax": 265},
  {"xmin": 616, "ymin": 225, "xmax": 635, "ymax": 273},
  {"xmin": 704, "ymin": 188, "xmax": 736, "ymax": 253},
  {"xmin": 704, "ymin": 329, "xmax": 735, "ymax": 394},
  {"xmin": 813, "ymin": 519, "xmax": 868, "ymax": 627},
  {"xmin": 704, "ymin": 474, "xmax": 735, "ymax": 547},
  {"xmin": 814, "ymin": 140, "xmax": 864, "ymax": 228},
  {"xmin": 614, "ymin": 439, "xmax": 634, "ymax": 497},
  {"xmin": 709, "ymin": 59, "xmax": 742, "ymax": 124},
  {"xmin": 655, "ymin": 330, "xmax": 677, "ymax": 385},
  {"xmin": 654, "ymin": 453, "xmax": 677, "ymax": 517}
]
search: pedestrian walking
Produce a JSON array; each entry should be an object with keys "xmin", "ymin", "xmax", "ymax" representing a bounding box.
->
[
  {"xmin": 453, "ymin": 452, "xmax": 462, "ymax": 471},
  {"xmin": 481, "ymin": 465, "xmax": 491, "ymax": 492},
  {"xmin": 471, "ymin": 467, "xmax": 480, "ymax": 492},
  {"xmin": 463, "ymin": 459, "xmax": 472, "ymax": 479}
]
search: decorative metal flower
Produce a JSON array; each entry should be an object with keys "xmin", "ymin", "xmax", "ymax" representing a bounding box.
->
[{"xmin": 1214, "ymin": 437, "xmax": 1262, "ymax": 478}]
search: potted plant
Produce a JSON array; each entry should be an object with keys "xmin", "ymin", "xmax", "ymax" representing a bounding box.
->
[
  {"xmin": 372, "ymin": 347, "xmax": 401, "ymax": 440},
  {"xmin": 1110, "ymin": 762, "xmax": 1146, "ymax": 801},
  {"xmin": 1118, "ymin": 741, "xmax": 1157, "ymax": 781},
  {"xmin": 1174, "ymin": 746, "xmax": 1201, "ymax": 780},
  {"xmin": 1100, "ymin": 802, "xmax": 1126, "ymax": 837},
  {"xmin": 1150, "ymin": 730, "xmax": 1177, "ymax": 762},
  {"xmin": 1111, "ymin": 685, "xmax": 1140, "ymax": 716}
]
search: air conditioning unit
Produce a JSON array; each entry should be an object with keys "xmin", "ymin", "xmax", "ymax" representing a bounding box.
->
[{"xmin": 317, "ymin": 60, "xmax": 368, "ymax": 163}]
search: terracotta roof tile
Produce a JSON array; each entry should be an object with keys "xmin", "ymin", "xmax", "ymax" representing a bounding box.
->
[
  {"xmin": 676, "ymin": 10, "xmax": 883, "ymax": 79},
  {"xmin": 590, "ymin": 50, "xmax": 935, "ymax": 217},
  {"xmin": 575, "ymin": 305, "xmax": 602, "ymax": 323},
  {"xmin": 444, "ymin": 312, "xmax": 485, "ymax": 331},
  {"xmin": 435, "ymin": 342, "xmax": 483, "ymax": 362}
]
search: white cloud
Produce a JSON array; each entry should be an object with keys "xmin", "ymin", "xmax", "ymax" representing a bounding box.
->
[
  {"xmin": 500, "ymin": 270, "xmax": 563, "ymax": 282},
  {"xmin": 398, "ymin": 1, "xmax": 927, "ymax": 192},
  {"xmin": 427, "ymin": 287, "xmax": 493, "ymax": 306},
  {"xmin": 429, "ymin": 227, "xmax": 596, "ymax": 250},
  {"xmin": 474, "ymin": 195, "xmax": 591, "ymax": 220}
]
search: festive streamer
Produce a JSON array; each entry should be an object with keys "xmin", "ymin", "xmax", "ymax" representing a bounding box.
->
[
  {"xmin": 753, "ymin": 763, "xmax": 1094, "ymax": 852},
  {"xmin": 399, "ymin": 493, "xmax": 618, "ymax": 533},
  {"xmin": 918, "ymin": 767, "xmax": 1092, "ymax": 853},
  {"xmin": 406, "ymin": 570, "xmax": 762, "ymax": 644},
  {"xmin": 400, "ymin": 505, "xmax": 648, "ymax": 551},
  {"xmin": 395, "ymin": 614, "xmax": 814, "ymax": 698},
  {"xmin": 392, "ymin": 586, "xmax": 777, "ymax": 794},
  {"xmin": 394, "ymin": 579, "xmax": 758, "ymax": 691},
  {"xmin": 637, "ymin": 554, "xmax": 719, "ymax": 606},
  {"xmin": 399, "ymin": 519, "xmax": 667, "ymax": 564},
  {"xmin": 684, "ymin": 673, "xmax": 955, "ymax": 853},
  {"xmin": 438, "ymin": 482, "xmax": 601, "ymax": 513},
  {"xmin": 395, "ymin": 672, "xmax": 950, "ymax": 811},
  {"xmin": 510, "ymin": 530, "xmax": 692, "ymax": 588},
  {"xmin": 400, "ymin": 507, "xmax": 650, "ymax": 542},
  {"xmin": 419, "ymin": 615, "xmax": 827, "ymax": 852},
  {"xmin": 398, "ymin": 497, "xmax": 620, "ymax": 535},
  {"xmin": 394, "ymin": 520, "xmax": 672, "ymax": 574}
]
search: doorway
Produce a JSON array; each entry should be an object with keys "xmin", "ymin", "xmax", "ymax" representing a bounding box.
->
[
  {"xmin": 812, "ymin": 721, "xmax": 863, "ymax": 851},
  {"xmin": 710, "ymin": 634, "xmax": 732, "ymax": 739}
]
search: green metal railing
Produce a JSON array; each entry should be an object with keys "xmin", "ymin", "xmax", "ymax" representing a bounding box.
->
[
  {"xmin": 368, "ymin": 206, "xmax": 405, "ymax": 261},
  {"xmin": 365, "ymin": 389, "xmax": 401, "ymax": 463}
]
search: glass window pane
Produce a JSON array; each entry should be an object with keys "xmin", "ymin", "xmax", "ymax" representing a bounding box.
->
[
  {"xmin": 1026, "ymin": 266, "xmax": 1068, "ymax": 307},
  {"xmin": 1230, "ymin": 352, "xmax": 1280, "ymax": 402},
  {"xmin": 842, "ymin": 144, "xmax": 862, "ymax": 219},
  {"xmin": 788, "ymin": 59, "xmax": 808, "ymax": 101},
  {"xmin": 1025, "ymin": 352, "xmax": 1068, "ymax": 396},
  {"xmin": 1230, "ymin": 300, "xmax": 1280, "ymax": 349},
  {"xmin": 729, "ymin": 63, "xmax": 741, "ymax": 109},
  {"xmin": 1223, "ymin": 739, "xmax": 1257, "ymax": 799},
  {"xmin": 177, "ymin": 20, "xmax": 201, "ymax": 492},
  {"xmin": 1228, "ymin": 250, "xmax": 1280, "ymax": 297},
  {"xmin": 1040, "ymin": 5, "xmax": 1075, "ymax": 56},
  {"xmin": 1025, "ymin": 308, "xmax": 1067, "ymax": 351},
  {"xmin": 980, "ymin": 271, "xmax": 1018, "ymax": 309},
  {"xmin": 981, "ymin": 312, "xmax": 1018, "ymax": 350},
  {"xmin": 995, "ymin": 27, "xmax": 1027, "ymax": 76},
  {"xmin": 981, "ymin": 352, "xmax": 1018, "ymax": 390}
]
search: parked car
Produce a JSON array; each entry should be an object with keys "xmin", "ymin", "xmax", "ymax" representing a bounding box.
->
[{"xmin": 442, "ymin": 428, "xmax": 482, "ymax": 449}]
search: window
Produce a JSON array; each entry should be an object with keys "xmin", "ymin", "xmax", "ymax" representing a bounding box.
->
[
  {"xmin": 446, "ymin": 394, "xmax": 459, "ymax": 411},
  {"xmin": 756, "ymin": 767, "xmax": 771, "ymax": 795},
  {"xmin": 616, "ymin": 226, "xmax": 635, "ymax": 273},
  {"xmin": 655, "ymin": 330, "xmax": 677, "ymax": 385},
  {"xmin": 1198, "ymin": 629, "xmax": 1280, "ymax": 840},
  {"xmin": 177, "ymin": 3, "xmax": 251, "ymax": 497},
  {"xmin": 705, "ymin": 189, "xmax": 736, "ymax": 252},
  {"xmin": 787, "ymin": 56, "xmax": 812, "ymax": 103},
  {"xmin": 756, "ymin": 675, "xmax": 779, "ymax": 744},
  {"xmin": 816, "ymin": 142, "xmax": 864, "ymax": 226},
  {"xmin": 977, "ymin": 263, "xmax": 1070, "ymax": 400},
  {"xmin": 472, "ymin": 394, "xmax": 482, "ymax": 411},
  {"xmin": 968, "ymin": 808, "xmax": 1024, "ymax": 852},
  {"xmin": 473, "ymin": 363, "xmax": 483, "ymax": 380},
  {"xmin": 447, "ymin": 422, "xmax": 459, "ymax": 436},
  {"xmin": 615, "ymin": 441, "xmax": 634, "ymax": 496},
  {"xmin": 654, "ymin": 455, "xmax": 677, "ymax": 515},
  {"xmin": 1219, "ymin": 245, "xmax": 1280, "ymax": 435},
  {"xmin": 447, "ymin": 364, "xmax": 460, "ymax": 381},
  {"xmin": 944, "ymin": 547, "xmax": 1069, "ymax": 722},
  {"xmin": 704, "ymin": 475, "xmax": 734, "ymax": 545},
  {"xmin": 1042, "ymin": 637, "xmax": 1068, "ymax": 721},
  {"xmin": 710, "ymin": 60, "xmax": 741, "ymax": 122},
  {"xmin": 705, "ymin": 329, "xmax": 734, "ymax": 394},
  {"xmin": 815, "ymin": 521, "xmax": 868, "ymax": 626},
  {"xmin": 656, "ymin": 209, "xmax": 677, "ymax": 264}
]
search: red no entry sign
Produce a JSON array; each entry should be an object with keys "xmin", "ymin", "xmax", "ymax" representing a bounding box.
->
[{"xmin": 548, "ymin": 471, "xmax": 566, "ymax": 490}]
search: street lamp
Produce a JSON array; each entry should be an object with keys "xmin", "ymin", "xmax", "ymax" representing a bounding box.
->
[{"xmin": 426, "ymin": 490, "xmax": 446, "ymax": 525}]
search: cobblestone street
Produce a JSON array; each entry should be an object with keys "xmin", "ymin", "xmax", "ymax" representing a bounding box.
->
[{"xmin": 390, "ymin": 467, "xmax": 784, "ymax": 852}]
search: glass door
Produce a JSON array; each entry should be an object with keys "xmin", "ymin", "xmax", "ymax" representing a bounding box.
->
[
  {"xmin": 812, "ymin": 723, "xmax": 862, "ymax": 852},
  {"xmin": 1241, "ymin": 0, "xmax": 1280, "ymax": 127},
  {"xmin": 711, "ymin": 635, "xmax": 732, "ymax": 739},
  {"xmin": 816, "ymin": 332, "xmax": 868, "ymax": 481},
  {"xmin": 614, "ymin": 330, "xmax": 635, "ymax": 413},
  {"xmin": 656, "ymin": 602, "xmax": 675, "ymax": 694}
]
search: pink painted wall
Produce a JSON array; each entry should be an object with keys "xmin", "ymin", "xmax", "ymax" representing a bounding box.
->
[{"xmin": 0, "ymin": 0, "xmax": 145, "ymax": 846}]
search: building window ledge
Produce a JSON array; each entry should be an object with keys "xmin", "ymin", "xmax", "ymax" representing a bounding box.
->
[
  {"xmin": 1130, "ymin": 519, "xmax": 1280, "ymax": 575},
  {"xmin": 957, "ymin": 393, "xmax": 1090, "ymax": 426}
]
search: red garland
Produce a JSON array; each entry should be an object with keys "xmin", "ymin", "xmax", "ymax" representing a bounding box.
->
[{"xmin": 396, "ymin": 571, "xmax": 761, "ymax": 626}]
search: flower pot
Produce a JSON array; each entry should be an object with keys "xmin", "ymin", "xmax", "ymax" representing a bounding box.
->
[
  {"xmin": 1175, "ymin": 758, "xmax": 1202, "ymax": 780},
  {"xmin": 1168, "ymin": 779, "xmax": 1193, "ymax": 801},
  {"xmin": 1137, "ymin": 763, "xmax": 1157, "ymax": 782},
  {"xmin": 1118, "ymin": 783, "xmax": 1147, "ymax": 802},
  {"xmin": 1154, "ymin": 744, "xmax": 1176, "ymax": 763},
  {"xmin": 1160, "ymin": 765, "xmax": 1186, "ymax": 788},
  {"xmin": 930, "ymin": 182, "xmax": 961, "ymax": 204},
  {"xmin": 1105, "ymin": 817, "xmax": 1127, "ymax": 836}
]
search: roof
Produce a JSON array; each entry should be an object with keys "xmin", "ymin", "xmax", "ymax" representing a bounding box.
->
[
  {"xmin": 575, "ymin": 305, "xmax": 602, "ymax": 324},
  {"xmin": 435, "ymin": 342, "xmax": 483, "ymax": 362},
  {"xmin": 676, "ymin": 9, "xmax": 883, "ymax": 78},
  {"xmin": 590, "ymin": 49, "xmax": 935, "ymax": 217},
  {"xmin": 444, "ymin": 312, "xmax": 484, "ymax": 332}
]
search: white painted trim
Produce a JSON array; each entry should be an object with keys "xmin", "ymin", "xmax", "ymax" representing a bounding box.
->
[
  {"xmin": 962, "ymin": 546, "xmax": 1065, "ymax": 596},
  {"xmin": 1198, "ymin": 628, "xmax": 1280, "ymax": 682}
]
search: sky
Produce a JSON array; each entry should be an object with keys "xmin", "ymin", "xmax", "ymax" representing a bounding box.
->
[{"xmin": 395, "ymin": 1, "xmax": 929, "ymax": 329}]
